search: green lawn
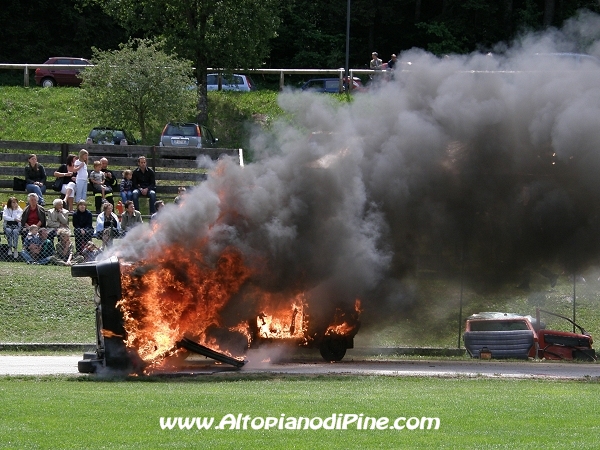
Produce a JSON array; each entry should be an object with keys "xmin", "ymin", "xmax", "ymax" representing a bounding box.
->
[{"xmin": 0, "ymin": 376, "xmax": 598, "ymax": 449}]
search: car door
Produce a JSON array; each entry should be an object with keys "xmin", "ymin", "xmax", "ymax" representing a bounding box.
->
[
  {"xmin": 53, "ymin": 59, "xmax": 73, "ymax": 85},
  {"xmin": 201, "ymin": 126, "xmax": 218, "ymax": 148}
]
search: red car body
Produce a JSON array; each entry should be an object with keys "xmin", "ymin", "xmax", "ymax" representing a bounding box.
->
[{"xmin": 34, "ymin": 57, "xmax": 91, "ymax": 87}]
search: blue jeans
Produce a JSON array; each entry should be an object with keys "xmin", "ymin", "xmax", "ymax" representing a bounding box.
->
[
  {"xmin": 3, "ymin": 224, "xmax": 21, "ymax": 249},
  {"xmin": 26, "ymin": 184, "xmax": 46, "ymax": 205},
  {"xmin": 21, "ymin": 251, "xmax": 51, "ymax": 264},
  {"xmin": 133, "ymin": 189, "xmax": 157, "ymax": 213},
  {"xmin": 120, "ymin": 191, "xmax": 133, "ymax": 204}
]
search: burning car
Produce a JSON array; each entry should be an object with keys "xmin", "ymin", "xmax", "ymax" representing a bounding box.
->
[
  {"xmin": 73, "ymin": 256, "xmax": 361, "ymax": 374},
  {"xmin": 463, "ymin": 310, "xmax": 595, "ymax": 361}
]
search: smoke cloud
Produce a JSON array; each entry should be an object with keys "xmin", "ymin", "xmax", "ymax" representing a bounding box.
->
[{"xmin": 110, "ymin": 11, "xmax": 600, "ymax": 326}]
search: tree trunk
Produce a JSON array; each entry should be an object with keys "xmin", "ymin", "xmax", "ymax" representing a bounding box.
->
[{"xmin": 415, "ymin": 0, "xmax": 421, "ymax": 22}]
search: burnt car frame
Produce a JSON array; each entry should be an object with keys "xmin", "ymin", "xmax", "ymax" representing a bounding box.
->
[{"xmin": 73, "ymin": 257, "xmax": 360, "ymax": 374}]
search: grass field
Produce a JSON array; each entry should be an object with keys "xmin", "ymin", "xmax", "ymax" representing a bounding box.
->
[{"xmin": 0, "ymin": 375, "xmax": 598, "ymax": 449}]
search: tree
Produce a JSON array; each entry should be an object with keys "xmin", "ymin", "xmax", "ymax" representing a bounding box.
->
[
  {"xmin": 79, "ymin": 39, "xmax": 196, "ymax": 143},
  {"xmin": 87, "ymin": 0, "xmax": 281, "ymax": 124}
]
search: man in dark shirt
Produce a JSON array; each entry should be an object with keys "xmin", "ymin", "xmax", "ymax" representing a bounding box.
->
[{"xmin": 132, "ymin": 156, "xmax": 157, "ymax": 214}]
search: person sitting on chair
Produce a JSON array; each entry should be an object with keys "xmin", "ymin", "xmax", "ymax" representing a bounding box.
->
[{"xmin": 132, "ymin": 156, "xmax": 157, "ymax": 214}]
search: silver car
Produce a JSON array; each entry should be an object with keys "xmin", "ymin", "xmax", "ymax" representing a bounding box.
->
[
  {"xmin": 206, "ymin": 73, "xmax": 255, "ymax": 91},
  {"xmin": 159, "ymin": 123, "xmax": 218, "ymax": 148}
]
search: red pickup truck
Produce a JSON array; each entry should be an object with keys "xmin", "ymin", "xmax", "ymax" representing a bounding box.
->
[{"xmin": 463, "ymin": 309, "xmax": 596, "ymax": 361}]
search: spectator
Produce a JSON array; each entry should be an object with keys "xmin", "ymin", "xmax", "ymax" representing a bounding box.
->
[
  {"xmin": 95, "ymin": 202, "xmax": 121, "ymax": 249},
  {"xmin": 46, "ymin": 198, "xmax": 70, "ymax": 241},
  {"xmin": 387, "ymin": 53, "xmax": 397, "ymax": 70},
  {"xmin": 53, "ymin": 154, "xmax": 77, "ymax": 212},
  {"xmin": 174, "ymin": 186, "xmax": 186, "ymax": 205},
  {"xmin": 89, "ymin": 160, "xmax": 108, "ymax": 212},
  {"xmin": 37, "ymin": 228, "xmax": 55, "ymax": 265},
  {"xmin": 3, "ymin": 196, "xmax": 23, "ymax": 259},
  {"xmin": 120, "ymin": 169, "xmax": 134, "ymax": 204},
  {"xmin": 21, "ymin": 226, "xmax": 53, "ymax": 264},
  {"xmin": 21, "ymin": 224, "xmax": 42, "ymax": 264},
  {"xmin": 80, "ymin": 241, "xmax": 100, "ymax": 262},
  {"xmin": 99, "ymin": 157, "xmax": 117, "ymax": 211},
  {"xmin": 121, "ymin": 200, "xmax": 143, "ymax": 234},
  {"xmin": 370, "ymin": 52, "xmax": 382, "ymax": 70},
  {"xmin": 72, "ymin": 200, "xmax": 94, "ymax": 254},
  {"xmin": 74, "ymin": 149, "xmax": 89, "ymax": 203},
  {"xmin": 24, "ymin": 154, "xmax": 47, "ymax": 206},
  {"xmin": 150, "ymin": 200, "xmax": 164, "ymax": 222},
  {"xmin": 21, "ymin": 193, "xmax": 46, "ymax": 243},
  {"xmin": 49, "ymin": 228, "xmax": 84, "ymax": 266},
  {"xmin": 132, "ymin": 156, "xmax": 157, "ymax": 214}
]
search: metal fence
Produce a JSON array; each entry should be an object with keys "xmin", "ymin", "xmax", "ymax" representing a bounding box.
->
[{"xmin": 0, "ymin": 64, "xmax": 382, "ymax": 90}]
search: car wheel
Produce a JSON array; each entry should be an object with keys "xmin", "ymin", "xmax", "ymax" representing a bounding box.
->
[
  {"xmin": 319, "ymin": 338, "xmax": 347, "ymax": 362},
  {"xmin": 41, "ymin": 77, "xmax": 56, "ymax": 88}
]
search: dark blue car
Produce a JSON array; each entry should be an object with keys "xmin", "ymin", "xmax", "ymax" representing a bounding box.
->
[{"xmin": 301, "ymin": 78, "xmax": 345, "ymax": 93}]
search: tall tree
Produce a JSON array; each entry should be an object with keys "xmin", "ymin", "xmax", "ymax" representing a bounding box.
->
[
  {"xmin": 86, "ymin": 0, "xmax": 280, "ymax": 124},
  {"xmin": 79, "ymin": 39, "xmax": 197, "ymax": 143}
]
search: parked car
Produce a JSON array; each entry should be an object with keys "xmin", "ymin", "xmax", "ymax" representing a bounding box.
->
[
  {"xmin": 463, "ymin": 310, "xmax": 595, "ymax": 361},
  {"xmin": 206, "ymin": 73, "xmax": 255, "ymax": 91},
  {"xmin": 88, "ymin": 128, "xmax": 137, "ymax": 145},
  {"xmin": 159, "ymin": 123, "xmax": 218, "ymax": 148},
  {"xmin": 34, "ymin": 57, "xmax": 91, "ymax": 87},
  {"xmin": 301, "ymin": 77, "xmax": 365, "ymax": 93}
]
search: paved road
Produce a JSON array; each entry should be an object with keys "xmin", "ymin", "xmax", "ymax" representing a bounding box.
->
[{"xmin": 1, "ymin": 354, "xmax": 599, "ymax": 379}]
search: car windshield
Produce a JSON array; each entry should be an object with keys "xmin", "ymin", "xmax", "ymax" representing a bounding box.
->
[
  {"xmin": 165, "ymin": 125, "xmax": 197, "ymax": 136},
  {"xmin": 469, "ymin": 320, "xmax": 531, "ymax": 331}
]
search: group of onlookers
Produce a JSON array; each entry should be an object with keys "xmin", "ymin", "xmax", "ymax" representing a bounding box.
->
[{"xmin": 1, "ymin": 152, "xmax": 184, "ymax": 265}]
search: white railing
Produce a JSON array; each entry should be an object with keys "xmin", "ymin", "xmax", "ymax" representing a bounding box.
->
[{"xmin": 0, "ymin": 64, "xmax": 383, "ymax": 90}]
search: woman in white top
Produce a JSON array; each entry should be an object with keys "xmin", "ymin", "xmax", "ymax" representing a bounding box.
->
[
  {"xmin": 74, "ymin": 149, "xmax": 89, "ymax": 203},
  {"xmin": 95, "ymin": 202, "xmax": 121, "ymax": 248},
  {"xmin": 3, "ymin": 196, "xmax": 23, "ymax": 258}
]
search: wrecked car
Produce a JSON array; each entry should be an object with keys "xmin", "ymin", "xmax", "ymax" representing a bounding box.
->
[{"xmin": 463, "ymin": 310, "xmax": 596, "ymax": 361}]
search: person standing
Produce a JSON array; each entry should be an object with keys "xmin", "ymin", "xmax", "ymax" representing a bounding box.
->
[
  {"xmin": 370, "ymin": 52, "xmax": 382, "ymax": 70},
  {"xmin": 74, "ymin": 149, "xmax": 89, "ymax": 203},
  {"xmin": 387, "ymin": 54, "xmax": 397, "ymax": 70},
  {"xmin": 132, "ymin": 156, "xmax": 157, "ymax": 214},
  {"xmin": 3, "ymin": 197, "xmax": 23, "ymax": 258},
  {"xmin": 24, "ymin": 154, "xmax": 47, "ymax": 206}
]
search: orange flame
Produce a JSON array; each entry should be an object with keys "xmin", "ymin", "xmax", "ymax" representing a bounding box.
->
[
  {"xmin": 117, "ymin": 245, "xmax": 251, "ymax": 363},
  {"xmin": 325, "ymin": 299, "xmax": 362, "ymax": 336},
  {"xmin": 101, "ymin": 329, "xmax": 123, "ymax": 338}
]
